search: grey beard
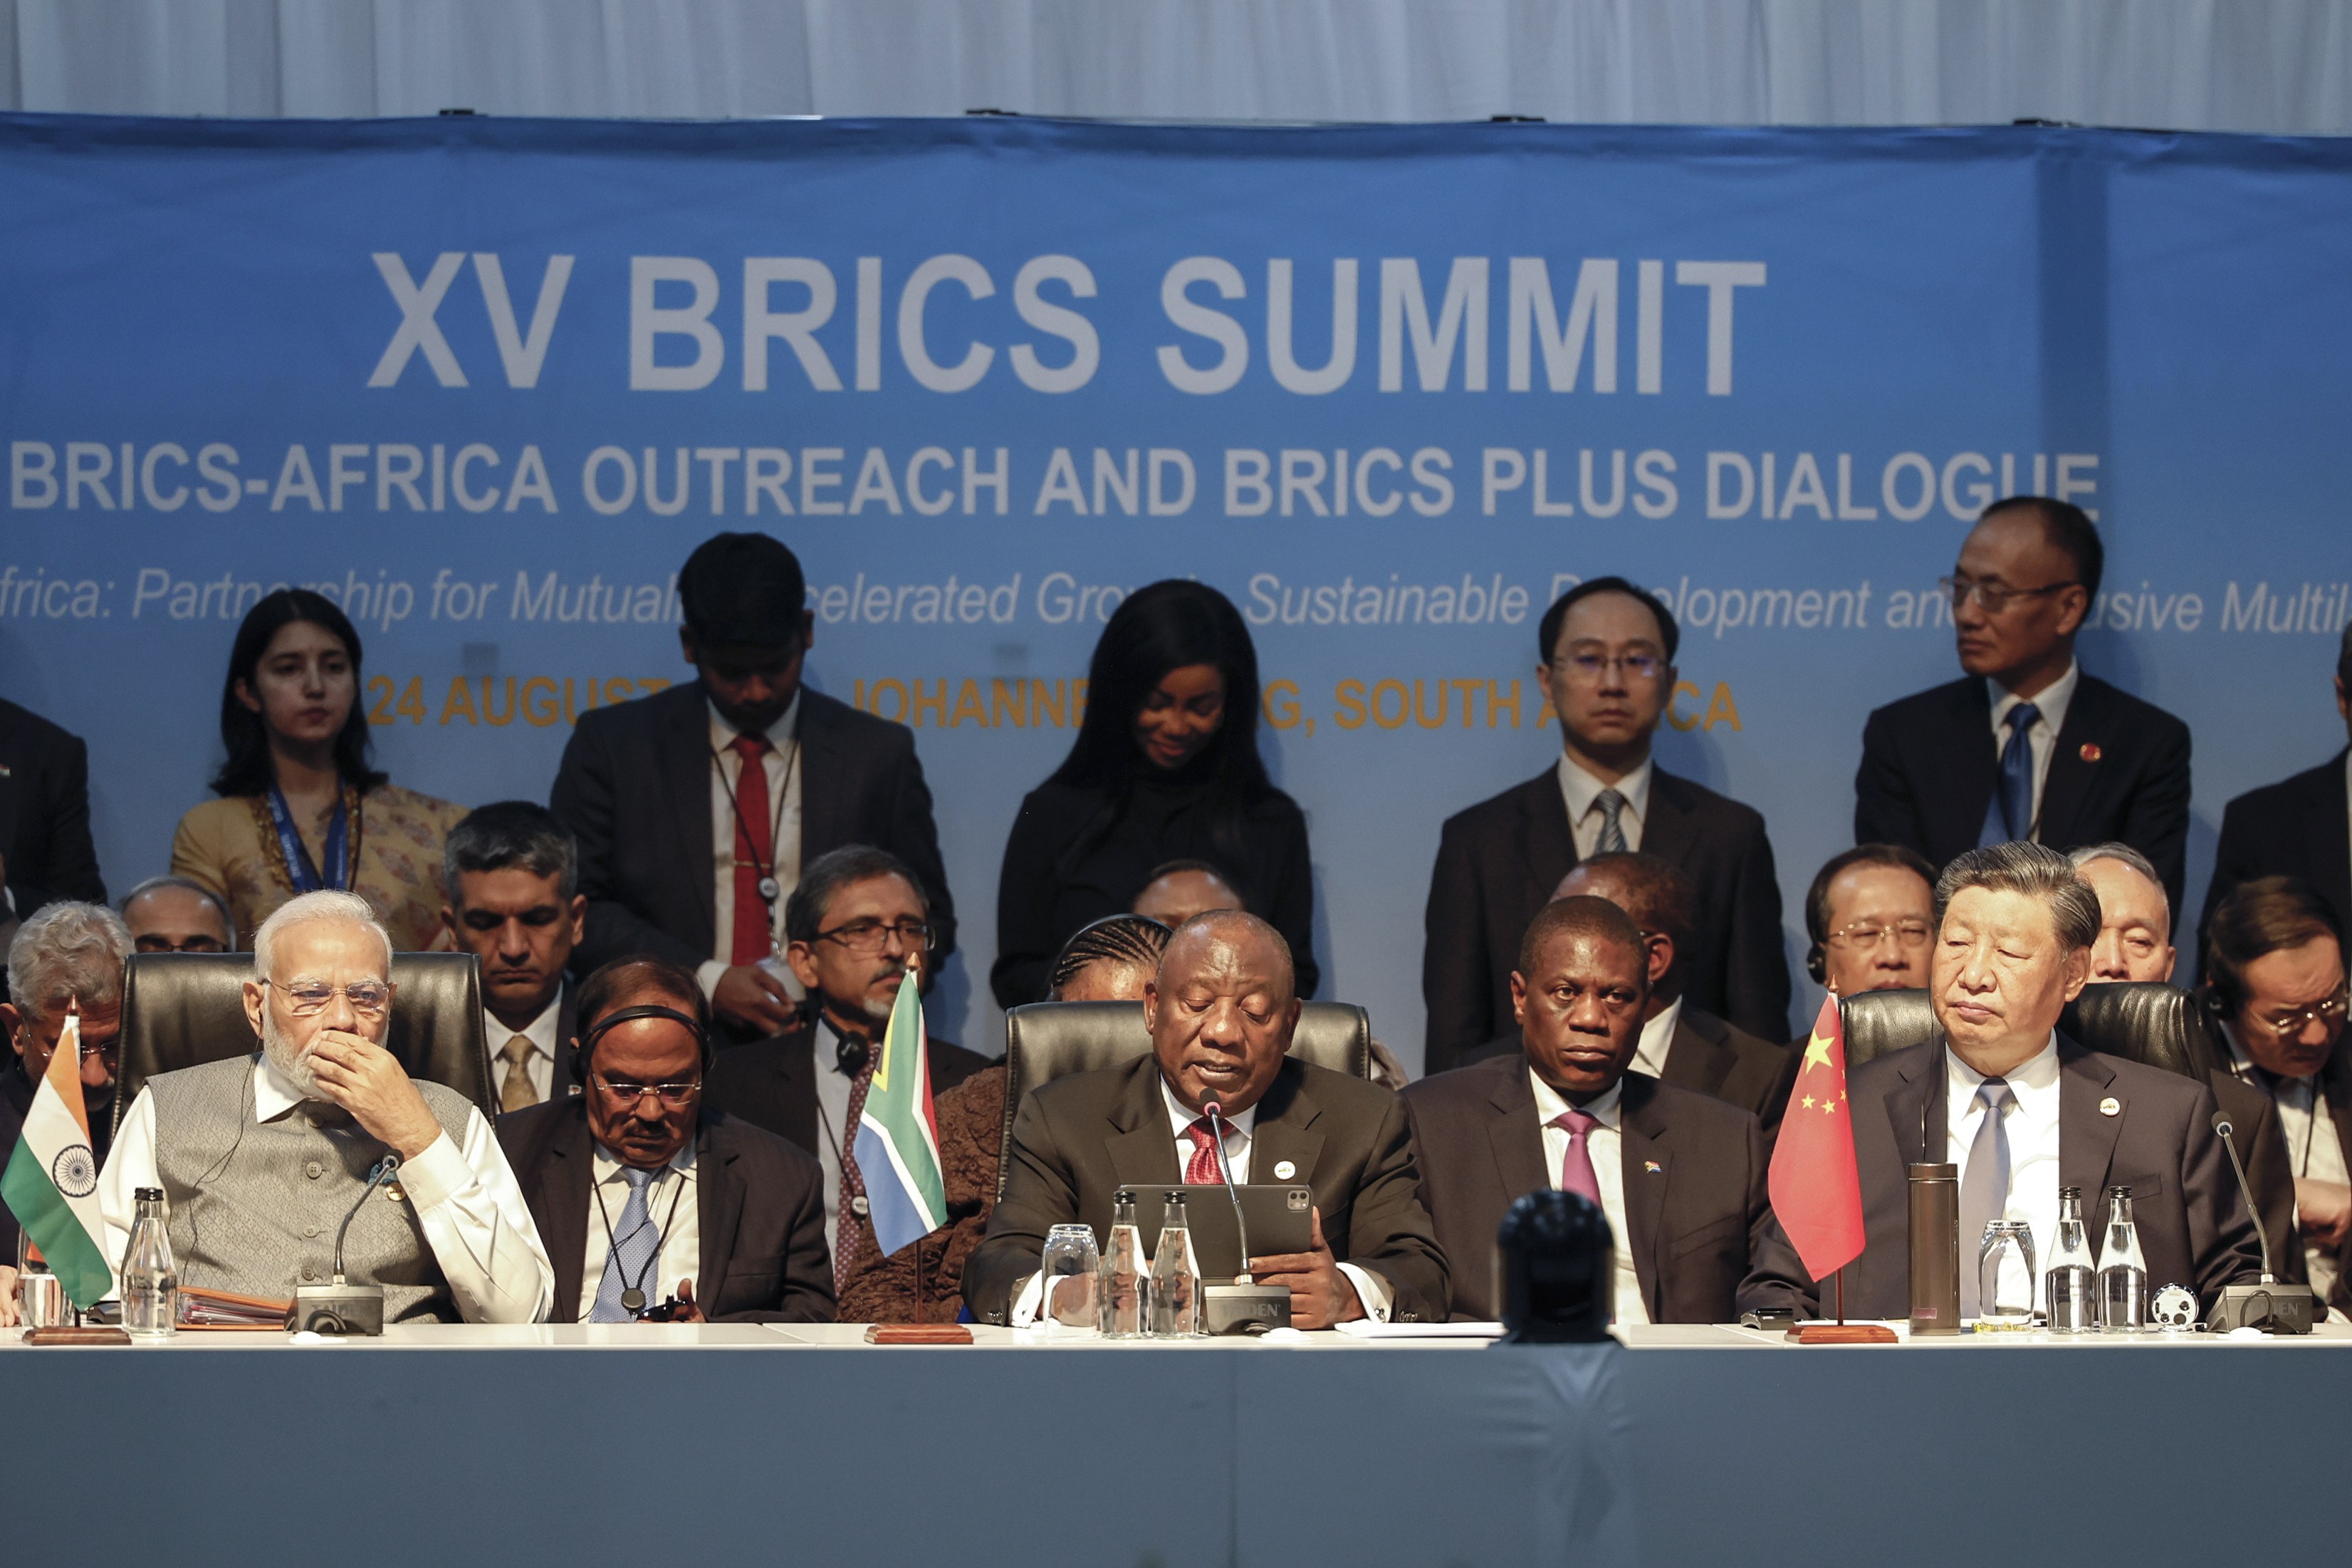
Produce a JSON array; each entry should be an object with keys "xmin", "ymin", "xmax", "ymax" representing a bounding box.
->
[{"xmin": 259, "ymin": 1009, "xmax": 321, "ymax": 1099}]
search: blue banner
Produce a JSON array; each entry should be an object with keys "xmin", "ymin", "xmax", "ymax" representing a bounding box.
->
[{"xmin": 4, "ymin": 115, "xmax": 2349, "ymax": 1064}]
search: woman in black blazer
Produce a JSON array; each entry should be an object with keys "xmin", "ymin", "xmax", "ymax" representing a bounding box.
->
[{"xmin": 991, "ymin": 581, "xmax": 1316, "ymax": 1007}]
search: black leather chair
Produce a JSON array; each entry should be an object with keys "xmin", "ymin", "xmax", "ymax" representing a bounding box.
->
[
  {"xmin": 995, "ymin": 1000, "xmax": 1372, "ymax": 1201},
  {"xmin": 114, "ymin": 951, "xmax": 496, "ymax": 1136},
  {"xmin": 1839, "ymin": 982, "xmax": 2216, "ymax": 1082}
]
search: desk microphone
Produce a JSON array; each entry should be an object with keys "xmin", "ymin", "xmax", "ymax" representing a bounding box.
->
[
  {"xmin": 1199, "ymin": 1101, "xmax": 1290, "ymax": 1335},
  {"xmin": 293, "ymin": 1153, "xmax": 400, "ymax": 1336},
  {"xmin": 2206, "ymin": 1114, "xmax": 2314, "ymax": 1334}
]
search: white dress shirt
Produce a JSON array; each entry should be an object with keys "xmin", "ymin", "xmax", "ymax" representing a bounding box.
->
[
  {"xmin": 1986, "ymin": 659, "xmax": 2079, "ymax": 842},
  {"xmin": 696, "ymin": 691, "xmax": 804, "ymax": 997},
  {"xmin": 1557, "ymin": 753, "xmax": 1652, "ymax": 857},
  {"xmin": 1529, "ymin": 1070, "xmax": 1647, "ymax": 1327},
  {"xmin": 2220, "ymin": 1025, "xmax": 2348, "ymax": 1303},
  {"xmin": 1943, "ymin": 1036, "xmax": 2063, "ymax": 1314},
  {"xmin": 1634, "ymin": 996, "xmax": 1683, "ymax": 1082},
  {"xmin": 485, "ymin": 988, "xmax": 564, "ymax": 1105},
  {"xmin": 101, "ymin": 1052, "xmax": 555, "ymax": 1323},
  {"xmin": 579, "ymin": 1139, "xmax": 701, "ymax": 1314},
  {"xmin": 810, "ymin": 1015, "xmax": 864, "ymax": 1266},
  {"xmin": 1008, "ymin": 1077, "xmax": 1396, "ymax": 1324}
]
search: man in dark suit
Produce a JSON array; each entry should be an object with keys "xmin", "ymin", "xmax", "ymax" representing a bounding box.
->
[
  {"xmin": 1423, "ymin": 577, "xmax": 1789, "ymax": 1074},
  {"xmin": 497, "ymin": 956, "xmax": 832, "ymax": 1322},
  {"xmin": 1407, "ymin": 895, "xmax": 1778, "ymax": 1323},
  {"xmin": 550, "ymin": 532, "xmax": 953, "ymax": 1039},
  {"xmin": 2201, "ymin": 877, "xmax": 2352, "ymax": 1315},
  {"xmin": 2067, "ymin": 843, "xmax": 2304, "ymax": 1292},
  {"xmin": 1750, "ymin": 842, "xmax": 2262, "ymax": 1319},
  {"xmin": 966, "ymin": 909, "xmax": 1447, "ymax": 1327},
  {"xmin": 1464, "ymin": 854, "xmax": 1794, "ymax": 1132},
  {"xmin": 441, "ymin": 802, "xmax": 585, "ymax": 1113},
  {"xmin": 1855, "ymin": 496, "xmax": 2192, "ymax": 912},
  {"xmin": 0, "ymin": 696, "xmax": 105, "ymax": 934},
  {"xmin": 704, "ymin": 845, "xmax": 988, "ymax": 1297},
  {"xmin": 2, "ymin": 901, "xmax": 130, "ymax": 1268},
  {"xmin": 2200, "ymin": 626, "xmax": 2352, "ymax": 951}
]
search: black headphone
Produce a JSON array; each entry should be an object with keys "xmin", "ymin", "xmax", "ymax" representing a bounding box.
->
[
  {"xmin": 1804, "ymin": 943, "xmax": 1828, "ymax": 986},
  {"xmin": 568, "ymin": 1004, "xmax": 716, "ymax": 1090}
]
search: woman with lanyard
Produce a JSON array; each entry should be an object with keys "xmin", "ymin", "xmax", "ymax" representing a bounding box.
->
[{"xmin": 172, "ymin": 589, "xmax": 467, "ymax": 953}]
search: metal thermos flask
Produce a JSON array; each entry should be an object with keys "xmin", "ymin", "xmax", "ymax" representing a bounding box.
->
[{"xmin": 1907, "ymin": 1161, "xmax": 1960, "ymax": 1335}]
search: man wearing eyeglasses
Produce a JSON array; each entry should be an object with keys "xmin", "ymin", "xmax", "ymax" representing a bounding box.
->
[
  {"xmin": 1855, "ymin": 496, "xmax": 2192, "ymax": 912},
  {"xmin": 1424, "ymin": 576, "xmax": 1790, "ymax": 1075},
  {"xmin": 498, "ymin": 956, "xmax": 832, "ymax": 1322},
  {"xmin": 1, "ymin": 901, "xmax": 130, "ymax": 1284},
  {"xmin": 2203, "ymin": 877, "xmax": 2352, "ymax": 1315},
  {"xmin": 98, "ymin": 889, "xmax": 553, "ymax": 1323},
  {"xmin": 704, "ymin": 845, "xmax": 988, "ymax": 1297}
]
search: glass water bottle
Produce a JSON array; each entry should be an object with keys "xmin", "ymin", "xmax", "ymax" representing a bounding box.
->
[
  {"xmin": 1147, "ymin": 1191, "xmax": 1201, "ymax": 1338},
  {"xmin": 1099, "ymin": 1188, "xmax": 1147, "ymax": 1339},
  {"xmin": 2098, "ymin": 1184, "xmax": 2148, "ymax": 1332},
  {"xmin": 120, "ymin": 1186, "xmax": 178, "ymax": 1341},
  {"xmin": 2044, "ymin": 1185, "xmax": 2098, "ymax": 1332}
]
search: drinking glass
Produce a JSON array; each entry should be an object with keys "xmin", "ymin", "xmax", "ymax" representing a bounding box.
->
[
  {"xmin": 1040, "ymin": 1224, "xmax": 1101, "ymax": 1337},
  {"xmin": 1975, "ymin": 1221, "xmax": 2037, "ymax": 1331}
]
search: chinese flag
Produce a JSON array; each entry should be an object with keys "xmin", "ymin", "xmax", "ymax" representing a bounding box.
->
[{"xmin": 1767, "ymin": 995, "xmax": 1866, "ymax": 1283}]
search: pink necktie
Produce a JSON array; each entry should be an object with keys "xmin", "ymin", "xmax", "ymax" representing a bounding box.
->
[
  {"xmin": 1183, "ymin": 1119, "xmax": 1224, "ymax": 1185},
  {"xmin": 1552, "ymin": 1108, "xmax": 1601, "ymax": 1205}
]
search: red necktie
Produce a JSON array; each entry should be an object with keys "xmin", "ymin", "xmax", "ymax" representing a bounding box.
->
[
  {"xmin": 1552, "ymin": 1108, "xmax": 1602, "ymax": 1206},
  {"xmin": 1183, "ymin": 1118, "xmax": 1225, "ymax": 1185},
  {"xmin": 728, "ymin": 733, "xmax": 774, "ymax": 967}
]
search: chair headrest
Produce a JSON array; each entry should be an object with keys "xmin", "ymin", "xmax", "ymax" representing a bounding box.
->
[{"xmin": 1837, "ymin": 982, "xmax": 2212, "ymax": 1082}]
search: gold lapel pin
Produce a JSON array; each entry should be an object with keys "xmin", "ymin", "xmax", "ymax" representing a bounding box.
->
[{"xmin": 2079, "ymin": 743, "xmax": 2103, "ymax": 763}]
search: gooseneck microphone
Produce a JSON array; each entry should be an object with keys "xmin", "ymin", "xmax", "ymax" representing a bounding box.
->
[
  {"xmin": 333, "ymin": 1153, "xmax": 403, "ymax": 1285},
  {"xmin": 1201, "ymin": 1101, "xmax": 1254, "ymax": 1285},
  {"xmin": 2211, "ymin": 1117, "xmax": 2274, "ymax": 1283},
  {"xmin": 2206, "ymin": 1113, "xmax": 2315, "ymax": 1334},
  {"xmin": 294, "ymin": 1152, "xmax": 402, "ymax": 1336}
]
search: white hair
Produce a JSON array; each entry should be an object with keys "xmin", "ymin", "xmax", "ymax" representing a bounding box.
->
[
  {"xmin": 6, "ymin": 901, "xmax": 134, "ymax": 1025},
  {"xmin": 251, "ymin": 890, "xmax": 393, "ymax": 982}
]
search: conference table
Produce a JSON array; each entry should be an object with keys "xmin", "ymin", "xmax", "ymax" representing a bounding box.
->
[{"xmin": 9, "ymin": 1319, "xmax": 2348, "ymax": 1567}]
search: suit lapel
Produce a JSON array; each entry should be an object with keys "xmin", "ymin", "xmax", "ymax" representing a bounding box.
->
[
  {"xmin": 2057, "ymin": 1040, "xmax": 2123, "ymax": 1200},
  {"xmin": 1641, "ymin": 770, "xmax": 1697, "ymax": 870},
  {"xmin": 1661, "ymin": 1014, "xmax": 1729, "ymax": 1097},
  {"xmin": 1519, "ymin": 770, "xmax": 1579, "ymax": 915},
  {"xmin": 795, "ymin": 691, "xmax": 845, "ymax": 864},
  {"xmin": 770, "ymin": 1027, "xmax": 820, "ymax": 1156},
  {"xmin": 540, "ymin": 1108, "xmax": 595, "ymax": 1322},
  {"xmin": 1619, "ymin": 1076, "xmax": 1671, "ymax": 1319},
  {"xmin": 2037, "ymin": 676, "xmax": 2113, "ymax": 847},
  {"xmin": 1105, "ymin": 1057, "xmax": 1182, "ymax": 1189},
  {"xmin": 695, "ymin": 1114, "xmax": 743, "ymax": 1302},
  {"xmin": 659, "ymin": 683, "xmax": 718, "ymax": 949},
  {"xmin": 550, "ymin": 988, "xmax": 580, "ymax": 1102},
  {"xmin": 1882, "ymin": 1045, "xmax": 1941, "ymax": 1166},
  {"xmin": 1485, "ymin": 1062, "xmax": 1549, "ymax": 1211},
  {"xmin": 2311, "ymin": 756, "xmax": 2352, "ymax": 929},
  {"xmin": 1249, "ymin": 1062, "xmax": 1326, "ymax": 1200}
]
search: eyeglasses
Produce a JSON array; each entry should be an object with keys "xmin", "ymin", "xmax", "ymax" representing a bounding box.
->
[
  {"xmin": 2252, "ymin": 983, "xmax": 2350, "ymax": 1042},
  {"xmin": 263, "ymin": 979, "xmax": 394, "ymax": 1016},
  {"xmin": 1827, "ymin": 920, "xmax": 1933, "ymax": 952},
  {"xmin": 813, "ymin": 919, "xmax": 935, "ymax": 955},
  {"xmin": 592, "ymin": 1072, "xmax": 702, "ymax": 1108},
  {"xmin": 1940, "ymin": 575, "xmax": 2080, "ymax": 614},
  {"xmin": 1551, "ymin": 650, "xmax": 1665, "ymax": 684}
]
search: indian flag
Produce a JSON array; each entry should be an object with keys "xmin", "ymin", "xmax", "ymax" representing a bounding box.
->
[
  {"xmin": 852, "ymin": 963, "xmax": 948, "ymax": 1258},
  {"xmin": 1, "ymin": 1010, "xmax": 115, "ymax": 1310}
]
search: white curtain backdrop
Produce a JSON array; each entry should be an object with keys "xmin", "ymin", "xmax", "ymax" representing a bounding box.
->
[{"xmin": 1, "ymin": 1, "xmax": 2348, "ymax": 131}]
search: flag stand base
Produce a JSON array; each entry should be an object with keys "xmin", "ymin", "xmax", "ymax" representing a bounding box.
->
[
  {"xmin": 1784, "ymin": 1322, "xmax": 1897, "ymax": 1344},
  {"xmin": 23, "ymin": 1325, "xmax": 132, "ymax": 1346},
  {"xmin": 864, "ymin": 1324, "xmax": 972, "ymax": 1344}
]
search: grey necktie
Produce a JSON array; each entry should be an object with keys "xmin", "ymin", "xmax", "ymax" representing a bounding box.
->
[
  {"xmin": 589, "ymin": 1166, "xmax": 659, "ymax": 1322},
  {"xmin": 1595, "ymin": 788, "xmax": 1629, "ymax": 854},
  {"xmin": 1956, "ymin": 1077, "xmax": 2014, "ymax": 1317}
]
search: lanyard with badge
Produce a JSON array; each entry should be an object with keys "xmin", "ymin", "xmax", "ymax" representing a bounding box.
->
[
  {"xmin": 265, "ymin": 780, "xmax": 359, "ymax": 892},
  {"xmin": 590, "ymin": 1163, "xmax": 691, "ymax": 1318},
  {"xmin": 709, "ymin": 736, "xmax": 801, "ymax": 906}
]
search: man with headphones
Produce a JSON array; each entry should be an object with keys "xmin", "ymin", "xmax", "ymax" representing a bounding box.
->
[{"xmin": 497, "ymin": 955, "xmax": 834, "ymax": 1322}]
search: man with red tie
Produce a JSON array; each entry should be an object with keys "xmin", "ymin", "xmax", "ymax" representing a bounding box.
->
[
  {"xmin": 551, "ymin": 533, "xmax": 955, "ymax": 1039},
  {"xmin": 963, "ymin": 910, "xmax": 1448, "ymax": 1328},
  {"xmin": 1404, "ymin": 895, "xmax": 1788, "ymax": 1323}
]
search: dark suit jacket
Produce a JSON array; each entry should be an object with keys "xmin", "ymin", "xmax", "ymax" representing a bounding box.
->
[
  {"xmin": 550, "ymin": 680, "xmax": 955, "ymax": 977},
  {"xmin": 497, "ymin": 1099, "xmax": 834, "ymax": 1322},
  {"xmin": 2200, "ymin": 750, "xmax": 2351, "ymax": 955},
  {"xmin": 1463, "ymin": 1003, "xmax": 1797, "ymax": 1133},
  {"xmin": 1403, "ymin": 1056, "xmax": 1775, "ymax": 1323},
  {"xmin": 1854, "ymin": 671, "xmax": 2193, "ymax": 913},
  {"xmin": 0, "ymin": 698, "xmax": 105, "ymax": 919},
  {"xmin": 703, "ymin": 1020, "xmax": 991, "ymax": 1159},
  {"xmin": 1423, "ymin": 765, "xmax": 1791, "ymax": 1073},
  {"xmin": 963, "ymin": 1055, "xmax": 1449, "ymax": 1324},
  {"xmin": 1747, "ymin": 1035, "xmax": 2263, "ymax": 1317}
]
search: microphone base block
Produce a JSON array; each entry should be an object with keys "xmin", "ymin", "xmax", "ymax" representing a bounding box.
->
[
  {"xmin": 2206, "ymin": 1282, "xmax": 2316, "ymax": 1335},
  {"xmin": 1203, "ymin": 1282, "xmax": 1292, "ymax": 1335},
  {"xmin": 293, "ymin": 1283, "xmax": 387, "ymax": 1336}
]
